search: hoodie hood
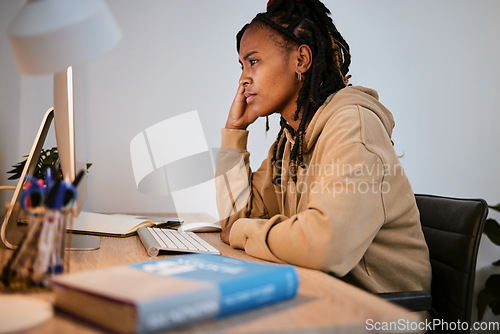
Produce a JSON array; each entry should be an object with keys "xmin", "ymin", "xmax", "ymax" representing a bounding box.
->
[{"xmin": 297, "ymin": 86, "xmax": 395, "ymax": 153}]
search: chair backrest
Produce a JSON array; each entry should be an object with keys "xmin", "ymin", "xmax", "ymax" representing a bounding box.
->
[{"xmin": 415, "ymin": 194, "xmax": 488, "ymax": 327}]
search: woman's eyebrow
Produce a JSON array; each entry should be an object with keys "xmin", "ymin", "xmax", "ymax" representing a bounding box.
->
[{"xmin": 242, "ymin": 51, "xmax": 259, "ymax": 61}]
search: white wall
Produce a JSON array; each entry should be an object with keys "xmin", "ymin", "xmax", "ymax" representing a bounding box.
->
[
  {"xmin": 331, "ymin": 0, "xmax": 500, "ymax": 270},
  {"xmin": 4, "ymin": 0, "xmax": 498, "ymax": 213},
  {"xmin": 1, "ymin": 0, "xmax": 500, "ymax": 323},
  {"xmin": 0, "ymin": 0, "xmax": 23, "ymax": 213},
  {"xmin": 81, "ymin": 0, "xmax": 270, "ymax": 214}
]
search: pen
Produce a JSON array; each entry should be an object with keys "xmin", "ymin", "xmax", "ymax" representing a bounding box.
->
[
  {"xmin": 45, "ymin": 166, "xmax": 53, "ymax": 189},
  {"xmin": 11, "ymin": 166, "xmax": 80, "ymax": 286},
  {"xmin": 73, "ymin": 169, "xmax": 85, "ymax": 187},
  {"xmin": 44, "ymin": 178, "xmax": 61, "ymax": 209},
  {"xmin": 33, "ymin": 209, "xmax": 57, "ymax": 282},
  {"xmin": 63, "ymin": 169, "xmax": 83, "ymax": 207}
]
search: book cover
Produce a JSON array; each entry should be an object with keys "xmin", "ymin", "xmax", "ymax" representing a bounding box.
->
[{"xmin": 50, "ymin": 253, "xmax": 299, "ymax": 333}]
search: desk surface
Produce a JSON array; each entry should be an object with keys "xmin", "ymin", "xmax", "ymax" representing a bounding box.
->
[{"xmin": 1, "ymin": 224, "xmax": 417, "ymax": 333}]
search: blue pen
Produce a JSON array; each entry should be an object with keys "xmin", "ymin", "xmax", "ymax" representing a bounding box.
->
[
  {"xmin": 45, "ymin": 167, "xmax": 53, "ymax": 189},
  {"xmin": 49, "ymin": 181, "xmax": 77, "ymax": 210},
  {"xmin": 48, "ymin": 179, "xmax": 77, "ymax": 275},
  {"xmin": 30, "ymin": 167, "xmax": 80, "ymax": 282},
  {"xmin": 44, "ymin": 179, "xmax": 61, "ymax": 209},
  {"xmin": 33, "ymin": 176, "xmax": 60, "ymax": 281}
]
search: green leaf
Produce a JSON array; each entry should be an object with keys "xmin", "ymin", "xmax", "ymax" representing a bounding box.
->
[
  {"xmin": 492, "ymin": 302, "xmax": 500, "ymax": 316},
  {"xmin": 477, "ymin": 274, "xmax": 500, "ymax": 320},
  {"xmin": 477, "ymin": 289, "xmax": 493, "ymax": 321},
  {"xmin": 486, "ymin": 274, "xmax": 500, "ymax": 294},
  {"xmin": 489, "ymin": 203, "xmax": 500, "ymax": 213},
  {"xmin": 483, "ymin": 219, "xmax": 500, "ymax": 246},
  {"xmin": 6, "ymin": 147, "xmax": 91, "ymax": 181},
  {"xmin": 7, "ymin": 155, "xmax": 28, "ymax": 180}
]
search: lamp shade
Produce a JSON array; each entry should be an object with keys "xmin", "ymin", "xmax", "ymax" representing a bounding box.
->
[{"xmin": 8, "ymin": 0, "xmax": 121, "ymax": 75}]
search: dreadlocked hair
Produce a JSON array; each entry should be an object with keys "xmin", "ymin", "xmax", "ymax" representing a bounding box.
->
[{"xmin": 237, "ymin": 0, "xmax": 351, "ymax": 183}]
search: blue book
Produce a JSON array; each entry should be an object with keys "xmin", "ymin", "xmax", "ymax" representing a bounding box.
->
[{"xmin": 51, "ymin": 254, "xmax": 299, "ymax": 333}]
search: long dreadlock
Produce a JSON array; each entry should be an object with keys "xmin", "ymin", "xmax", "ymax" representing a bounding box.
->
[{"xmin": 237, "ymin": 0, "xmax": 351, "ymax": 183}]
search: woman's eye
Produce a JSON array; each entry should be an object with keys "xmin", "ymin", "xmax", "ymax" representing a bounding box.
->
[{"xmin": 240, "ymin": 59, "xmax": 257, "ymax": 70}]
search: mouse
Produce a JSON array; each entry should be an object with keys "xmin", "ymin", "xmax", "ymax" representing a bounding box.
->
[{"xmin": 178, "ymin": 222, "xmax": 222, "ymax": 233}]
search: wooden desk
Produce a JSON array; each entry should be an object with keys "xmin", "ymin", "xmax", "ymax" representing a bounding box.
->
[{"xmin": 1, "ymin": 231, "xmax": 417, "ymax": 333}]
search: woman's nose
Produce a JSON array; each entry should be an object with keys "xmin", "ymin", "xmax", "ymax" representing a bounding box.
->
[{"xmin": 239, "ymin": 72, "xmax": 251, "ymax": 87}]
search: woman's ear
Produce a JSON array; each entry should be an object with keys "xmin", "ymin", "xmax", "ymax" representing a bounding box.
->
[{"xmin": 296, "ymin": 44, "xmax": 312, "ymax": 74}]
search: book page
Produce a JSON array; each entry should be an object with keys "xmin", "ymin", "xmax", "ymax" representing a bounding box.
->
[{"xmin": 70, "ymin": 212, "xmax": 154, "ymax": 236}]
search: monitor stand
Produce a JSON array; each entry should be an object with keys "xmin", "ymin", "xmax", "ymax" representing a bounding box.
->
[
  {"xmin": 0, "ymin": 107, "xmax": 98, "ymax": 251},
  {"xmin": 1, "ymin": 108, "xmax": 54, "ymax": 250}
]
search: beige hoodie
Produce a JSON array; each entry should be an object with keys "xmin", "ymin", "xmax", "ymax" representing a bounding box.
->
[{"xmin": 216, "ymin": 86, "xmax": 431, "ymax": 293}]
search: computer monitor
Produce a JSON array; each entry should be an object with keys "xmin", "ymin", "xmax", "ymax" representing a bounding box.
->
[
  {"xmin": 0, "ymin": 66, "xmax": 87, "ymax": 249},
  {"xmin": 2, "ymin": 0, "xmax": 120, "ymax": 249},
  {"xmin": 54, "ymin": 66, "xmax": 88, "ymax": 216}
]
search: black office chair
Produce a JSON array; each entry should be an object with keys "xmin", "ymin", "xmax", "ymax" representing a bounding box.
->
[{"xmin": 378, "ymin": 194, "xmax": 489, "ymax": 333}]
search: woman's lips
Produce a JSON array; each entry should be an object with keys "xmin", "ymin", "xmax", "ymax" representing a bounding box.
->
[{"xmin": 244, "ymin": 91, "xmax": 256, "ymax": 103}]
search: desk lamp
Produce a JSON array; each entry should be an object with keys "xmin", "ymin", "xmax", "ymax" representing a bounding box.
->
[
  {"xmin": 1, "ymin": 0, "xmax": 121, "ymax": 251},
  {"xmin": 1, "ymin": 1, "xmax": 120, "ymax": 330}
]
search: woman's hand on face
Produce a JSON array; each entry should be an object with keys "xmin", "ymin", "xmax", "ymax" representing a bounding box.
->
[{"xmin": 225, "ymin": 84, "xmax": 258, "ymax": 130}]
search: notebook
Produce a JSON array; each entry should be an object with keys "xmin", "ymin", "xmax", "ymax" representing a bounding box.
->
[{"xmin": 69, "ymin": 212, "xmax": 183, "ymax": 237}]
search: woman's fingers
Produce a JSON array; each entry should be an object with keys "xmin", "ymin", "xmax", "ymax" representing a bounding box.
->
[{"xmin": 225, "ymin": 84, "xmax": 254, "ymax": 129}]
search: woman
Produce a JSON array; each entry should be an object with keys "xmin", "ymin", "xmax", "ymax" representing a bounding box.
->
[{"xmin": 216, "ymin": 0, "xmax": 431, "ymax": 294}]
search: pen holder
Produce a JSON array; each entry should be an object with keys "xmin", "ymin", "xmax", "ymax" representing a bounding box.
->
[{"xmin": 1, "ymin": 207, "xmax": 72, "ymax": 291}]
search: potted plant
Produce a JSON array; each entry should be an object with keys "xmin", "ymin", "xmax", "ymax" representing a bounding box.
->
[{"xmin": 7, "ymin": 147, "xmax": 91, "ymax": 181}]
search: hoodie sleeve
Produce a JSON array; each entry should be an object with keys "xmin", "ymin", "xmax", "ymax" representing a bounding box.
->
[
  {"xmin": 228, "ymin": 106, "xmax": 393, "ymax": 275},
  {"xmin": 215, "ymin": 128, "xmax": 280, "ymax": 229}
]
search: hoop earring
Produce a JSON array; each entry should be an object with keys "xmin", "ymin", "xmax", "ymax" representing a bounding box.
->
[{"xmin": 297, "ymin": 72, "xmax": 302, "ymax": 82}]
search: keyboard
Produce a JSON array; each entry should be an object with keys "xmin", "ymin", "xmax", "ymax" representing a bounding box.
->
[{"xmin": 137, "ymin": 227, "xmax": 220, "ymax": 257}]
